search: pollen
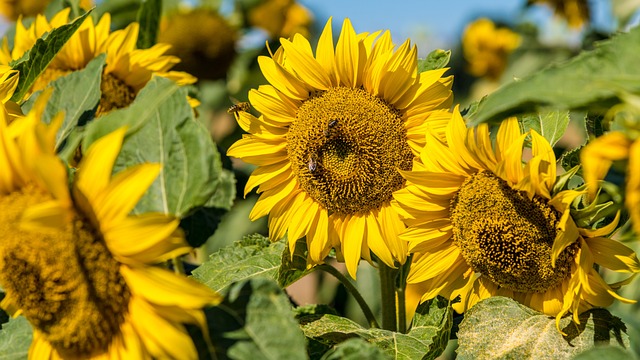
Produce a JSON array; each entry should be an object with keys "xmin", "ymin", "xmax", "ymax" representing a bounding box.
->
[
  {"xmin": 288, "ymin": 86, "xmax": 413, "ymax": 215},
  {"xmin": 0, "ymin": 186, "xmax": 129, "ymax": 357},
  {"xmin": 96, "ymin": 73, "xmax": 137, "ymax": 116},
  {"xmin": 450, "ymin": 171, "xmax": 578, "ymax": 293}
]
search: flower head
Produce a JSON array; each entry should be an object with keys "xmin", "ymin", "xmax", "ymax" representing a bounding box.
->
[
  {"xmin": 462, "ymin": 18, "xmax": 521, "ymax": 80},
  {"xmin": 1, "ymin": 8, "xmax": 196, "ymax": 114},
  {"xmin": 227, "ymin": 18, "xmax": 453, "ymax": 278},
  {"xmin": 0, "ymin": 0, "xmax": 92, "ymax": 21},
  {"xmin": 392, "ymin": 109, "xmax": 640, "ymax": 330},
  {"xmin": 158, "ymin": 8, "xmax": 238, "ymax": 81},
  {"xmin": 527, "ymin": 0, "xmax": 590, "ymax": 28},
  {"xmin": 0, "ymin": 99, "xmax": 220, "ymax": 358},
  {"xmin": 248, "ymin": 0, "xmax": 314, "ymax": 38}
]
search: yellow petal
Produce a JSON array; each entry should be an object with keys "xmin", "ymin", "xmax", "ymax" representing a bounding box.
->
[
  {"xmin": 280, "ymin": 38, "xmax": 332, "ymax": 90},
  {"xmin": 585, "ymin": 236, "xmax": 640, "ymax": 272},
  {"xmin": 335, "ymin": 18, "xmax": 362, "ymax": 87},
  {"xmin": 76, "ymin": 128, "xmax": 127, "ymax": 198},
  {"xmin": 342, "ymin": 214, "xmax": 364, "ymax": 279}
]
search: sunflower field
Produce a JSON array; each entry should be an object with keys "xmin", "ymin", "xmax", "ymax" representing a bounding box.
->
[{"xmin": 1, "ymin": 0, "xmax": 640, "ymax": 359}]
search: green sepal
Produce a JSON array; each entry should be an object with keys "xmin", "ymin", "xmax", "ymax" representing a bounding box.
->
[{"xmin": 417, "ymin": 49, "xmax": 451, "ymax": 73}]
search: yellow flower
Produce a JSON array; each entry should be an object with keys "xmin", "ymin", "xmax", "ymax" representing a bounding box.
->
[
  {"xmin": 581, "ymin": 131, "xmax": 640, "ymax": 233},
  {"xmin": 158, "ymin": 8, "xmax": 238, "ymax": 81},
  {"xmin": 462, "ymin": 18, "xmax": 521, "ymax": 80},
  {"xmin": 227, "ymin": 18, "xmax": 453, "ymax": 278},
  {"xmin": 527, "ymin": 0, "xmax": 590, "ymax": 28},
  {"xmin": 392, "ymin": 109, "xmax": 640, "ymax": 330},
  {"xmin": 0, "ymin": 97, "xmax": 220, "ymax": 358},
  {"xmin": 1, "ymin": 8, "xmax": 196, "ymax": 114},
  {"xmin": 0, "ymin": 65, "xmax": 22, "ymax": 117},
  {"xmin": 0, "ymin": 0, "xmax": 92, "ymax": 21},
  {"xmin": 248, "ymin": 0, "xmax": 314, "ymax": 39}
]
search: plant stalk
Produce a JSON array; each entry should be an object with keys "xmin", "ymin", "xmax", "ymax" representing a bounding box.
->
[
  {"xmin": 317, "ymin": 264, "xmax": 380, "ymax": 328},
  {"xmin": 379, "ymin": 262, "xmax": 398, "ymax": 332}
]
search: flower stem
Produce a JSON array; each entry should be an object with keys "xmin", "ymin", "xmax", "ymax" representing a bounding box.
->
[
  {"xmin": 379, "ymin": 262, "xmax": 398, "ymax": 332},
  {"xmin": 317, "ymin": 264, "xmax": 380, "ymax": 328},
  {"xmin": 397, "ymin": 255, "xmax": 412, "ymax": 333}
]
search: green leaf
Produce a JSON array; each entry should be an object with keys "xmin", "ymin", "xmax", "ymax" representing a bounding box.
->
[
  {"xmin": 0, "ymin": 316, "xmax": 33, "ymax": 360},
  {"xmin": 573, "ymin": 346, "xmax": 637, "ymax": 360},
  {"xmin": 205, "ymin": 168, "xmax": 236, "ymax": 211},
  {"xmin": 418, "ymin": 49, "xmax": 451, "ymax": 72},
  {"xmin": 518, "ymin": 110, "xmax": 570, "ymax": 146},
  {"xmin": 585, "ymin": 113, "xmax": 606, "ymax": 138},
  {"xmin": 136, "ymin": 0, "xmax": 161, "ymax": 49},
  {"xmin": 203, "ymin": 278, "xmax": 308, "ymax": 360},
  {"xmin": 300, "ymin": 296, "xmax": 452, "ymax": 360},
  {"xmin": 560, "ymin": 146, "xmax": 584, "ymax": 173},
  {"xmin": 83, "ymin": 77, "xmax": 222, "ymax": 217},
  {"xmin": 24, "ymin": 54, "xmax": 104, "ymax": 151},
  {"xmin": 191, "ymin": 234, "xmax": 285, "ymax": 295},
  {"xmin": 467, "ymin": 27, "xmax": 640, "ymax": 126},
  {"xmin": 321, "ymin": 338, "xmax": 391, "ymax": 360},
  {"xmin": 278, "ymin": 237, "xmax": 313, "ymax": 288},
  {"xmin": 10, "ymin": 10, "xmax": 92, "ymax": 102},
  {"xmin": 456, "ymin": 297, "xmax": 630, "ymax": 360}
]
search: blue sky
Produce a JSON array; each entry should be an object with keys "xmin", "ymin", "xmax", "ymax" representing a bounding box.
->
[{"xmin": 297, "ymin": 0, "xmax": 616, "ymax": 56}]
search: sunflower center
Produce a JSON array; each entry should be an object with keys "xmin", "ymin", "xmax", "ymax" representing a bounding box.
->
[
  {"xmin": 450, "ymin": 171, "xmax": 578, "ymax": 293},
  {"xmin": 96, "ymin": 73, "xmax": 137, "ymax": 116},
  {"xmin": 0, "ymin": 186, "xmax": 130, "ymax": 357},
  {"xmin": 31, "ymin": 67, "xmax": 72, "ymax": 93},
  {"xmin": 288, "ymin": 86, "xmax": 413, "ymax": 215}
]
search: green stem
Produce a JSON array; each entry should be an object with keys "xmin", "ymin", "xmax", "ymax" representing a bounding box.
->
[
  {"xmin": 172, "ymin": 257, "xmax": 185, "ymax": 275},
  {"xmin": 397, "ymin": 254, "xmax": 412, "ymax": 333},
  {"xmin": 317, "ymin": 264, "xmax": 380, "ymax": 328},
  {"xmin": 379, "ymin": 262, "xmax": 398, "ymax": 332}
]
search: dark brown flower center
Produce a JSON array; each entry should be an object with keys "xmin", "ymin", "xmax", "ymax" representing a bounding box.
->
[
  {"xmin": 288, "ymin": 86, "xmax": 413, "ymax": 215},
  {"xmin": 450, "ymin": 171, "xmax": 578, "ymax": 293}
]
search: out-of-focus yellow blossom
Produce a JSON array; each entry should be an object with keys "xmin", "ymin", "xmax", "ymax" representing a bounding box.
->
[
  {"xmin": 248, "ymin": 0, "xmax": 314, "ymax": 38},
  {"xmin": 462, "ymin": 18, "xmax": 521, "ymax": 80},
  {"xmin": 527, "ymin": 0, "xmax": 590, "ymax": 29},
  {"xmin": 0, "ymin": 0, "xmax": 92, "ymax": 21}
]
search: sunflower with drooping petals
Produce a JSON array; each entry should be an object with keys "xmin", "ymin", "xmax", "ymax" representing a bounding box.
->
[
  {"xmin": 1, "ymin": 8, "xmax": 197, "ymax": 113},
  {"xmin": 227, "ymin": 18, "xmax": 453, "ymax": 278},
  {"xmin": 0, "ymin": 96, "xmax": 220, "ymax": 358},
  {"xmin": 391, "ymin": 108, "xmax": 640, "ymax": 330}
]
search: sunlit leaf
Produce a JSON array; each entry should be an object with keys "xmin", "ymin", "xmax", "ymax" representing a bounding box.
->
[
  {"xmin": 456, "ymin": 297, "xmax": 630, "ymax": 360},
  {"xmin": 418, "ymin": 49, "xmax": 451, "ymax": 72},
  {"xmin": 467, "ymin": 27, "xmax": 640, "ymax": 125},
  {"xmin": 0, "ymin": 316, "xmax": 32, "ymax": 360},
  {"xmin": 519, "ymin": 110, "xmax": 570, "ymax": 146}
]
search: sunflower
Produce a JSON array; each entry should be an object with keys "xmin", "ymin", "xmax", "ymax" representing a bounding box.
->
[
  {"xmin": 462, "ymin": 18, "xmax": 521, "ymax": 80},
  {"xmin": 527, "ymin": 0, "xmax": 590, "ymax": 28},
  {"xmin": 581, "ymin": 131, "xmax": 640, "ymax": 232},
  {"xmin": 158, "ymin": 8, "xmax": 238, "ymax": 81},
  {"xmin": 0, "ymin": 96, "xmax": 220, "ymax": 358},
  {"xmin": 391, "ymin": 108, "xmax": 640, "ymax": 329},
  {"xmin": 247, "ymin": 0, "xmax": 314, "ymax": 39},
  {"xmin": 227, "ymin": 18, "xmax": 453, "ymax": 278},
  {"xmin": 0, "ymin": 0, "xmax": 92, "ymax": 21},
  {"xmin": 1, "ymin": 8, "xmax": 197, "ymax": 114},
  {"xmin": 0, "ymin": 64, "xmax": 22, "ymax": 117}
]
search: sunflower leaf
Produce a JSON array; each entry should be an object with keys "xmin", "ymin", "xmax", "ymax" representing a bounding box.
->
[
  {"xmin": 136, "ymin": 0, "xmax": 162, "ymax": 49},
  {"xmin": 191, "ymin": 234, "xmax": 285, "ymax": 295},
  {"xmin": 418, "ymin": 49, "xmax": 451, "ymax": 72},
  {"xmin": 21, "ymin": 54, "xmax": 105, "ymax": 151},
  {"xmin": 278, "ymin": 237, "xmax": 314, "ymax": 288},
  {"xmin": 467, "ymin": 26, "xmax": 640, "ymax": 125},
  {"xmin": 320, "ymin": 338, "xmax": 391, "ymax": 360},
  {"xmin": 83, "ymin": 76, "xmax": 222, "ymax": 217},
  {"xmin": 456, "ymin": 297, "xmax": 630, "ymax": 360},
  {"xmin": 573, "ymin": 345, "xmax": 637, "ymax": 360},
  {"xmin": 518, "ymin": 110, "xmax": 570, "ymax": 146},
  {"xmin": 9, "ymin": 10, "xmax": 92, "ymax": 102},
  {"xmin": 197, "ymin": 278, "xmax": 308, "ymax": 360},
  {"xmin": 299, "ymin": 297, "xmax": 452, "ymax": 360},
  {"xmin": 0, "ymin": 316, "xmax": 33, "ymax": 360}
]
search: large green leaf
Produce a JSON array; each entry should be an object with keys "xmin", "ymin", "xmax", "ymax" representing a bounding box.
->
[
  {"xmin": 278, "ymin": 237, "xmax": 314, "ymax": 288},
  {"xmin": 0, "ymin": 316, "xmax": 33, "ymax": 360},
  {"xmin": 22, "ymin": 54, "xmax": 105, "ymax": 150},
  {"xmin": 10, "ymin": 11, "xmax": 92, "ymax": 102},
  {"xmin": 518, "ymin": 110, "xmax": 571, "ymax": 146},
  {"xmin": 191, "ymin": 234, "xmax": 285, "ymax": 295},
  {"xmin": 199, "ymin": 278, "xmax": 308, "ymax": 360},
  {"xmin": 320, "ymin": 338, "xmax": 390, "ymax": 360},
  {"xmin": 136, "ymin": 0, "xmax": 161, "ymax": 49},
  {"xmin": 467, "ymin": 26, "xmax": 640, "ymax": 126},
  {"xmin": 83, "ymin": 77, "xmax": 222, "ymax": 217},
  {"xmin": 299, "ymin": 297, "xmax": 452, "ymax": 360},
  {"xmin": 456, "ymin": 297, "xmax": 630, "ymax": 360},
  {"xmin": 573, "ymin": 346, "xmax": 637, "ymax": 360}
]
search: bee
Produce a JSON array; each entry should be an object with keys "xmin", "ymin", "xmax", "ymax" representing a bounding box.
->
[
  {"xmin": 308, "ymin": 155, "xmax": 318, "ymax": 172},
  {"xmin": 227, "ymin": 98, "xmax": 251, "ymax": 120},
  {"xmin": 324, "ymin": 120, "xmax": 338, "ymax": 137}
]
